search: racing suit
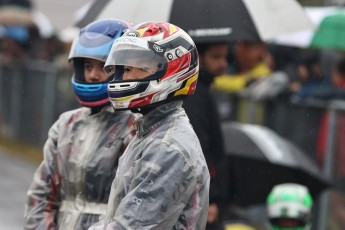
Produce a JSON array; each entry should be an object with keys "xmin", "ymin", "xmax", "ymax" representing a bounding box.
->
[
  {"xmin": 90, "ymin": 101, "xmax": 210, "ymax": 230},
  {"xmin": 24, "ymin": 106, "xmax": 136, "ymax": 230}
]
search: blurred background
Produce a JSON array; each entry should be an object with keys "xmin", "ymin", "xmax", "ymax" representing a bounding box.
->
[{"xmin": 2, "ymin": 0, "xmax": 345, "ymax": 229}]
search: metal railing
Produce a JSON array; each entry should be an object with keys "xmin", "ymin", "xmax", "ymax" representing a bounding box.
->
[
  {"xmin": 0, "ymin": 60, "xmax": 78, "ymax": 147},
  {"xmin": 1, "ymin": 60, "xmax": 343, "ymax": 177},
  {"xmin": 212, "ymin": 90, "xmax": 345, "ymax": 229},
  {"xmin": 1, "ymin": 60, "xmax": 345, "ymax": 228}
]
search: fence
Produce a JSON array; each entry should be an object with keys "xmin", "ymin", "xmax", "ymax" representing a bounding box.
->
[
  {"xmin": 1, "ymin": 60, "xmax": 344, "ymax": 179},
  {"xmin": 1, "ymin": 60, "xmax": 345, "ymax": 228},
  {"xmin": 0, "ymin": 60, "xmax": 78, "ymax": 147},
  {"xmin": 212, "ymin": 90, "xmax": 345, "ymax": 229}
]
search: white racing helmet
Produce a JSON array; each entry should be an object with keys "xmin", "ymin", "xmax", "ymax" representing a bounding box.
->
[
  {"xmin": 267, "ymin": 183, "xmax": 313, "ymax": 229},
  {"xmin": 105, "ymin": 21, "xmax": 199, "ymax": 111}
]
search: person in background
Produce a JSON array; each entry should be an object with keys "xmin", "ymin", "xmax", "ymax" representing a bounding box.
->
[
  {"xmin": 24, "ymin": 19, "xmax": 136, "ymax": 230},
  {"xmin": 184, "ymin": 42, "xmax": 227, "ymax": 168},
  {"xmin": 0, "ymin": 25, "xmax": 29, "ymax": 64},
  {"xmin": 218, "ymin": 205, "xmax": 263, "ymax": 230},
  {"xmin": 317, "ymin": 57, "xmax": 345, "ymax": 184},
  {"xmin": 183, "ymin": 42, "xmax": 227, "ymax": 228},
  {"xmin": 316, "ymin": 58, "xmax": 345, "ymax": 230},
  {"xmin": 266, "ymin": 183, "xmax": 313, "ymax": 230},
  {"xmin": 288, "ymin": 55, "xmax": 329, "ymax": 101},
  {"xmin": 90, "ymin": 21, "xmax": 209, "ymax": 229},
  {"xmin": 213, "ymin": 41, "xmax": 271, "ymax": 93},
  {"xmin": 311, "ymin": 56, "xmax": 345, "ymax": 100}
]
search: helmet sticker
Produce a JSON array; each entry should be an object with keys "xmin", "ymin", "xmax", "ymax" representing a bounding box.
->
[
  {"xmin": 175, "ymin": 49, "xmax": 183, "ymax": 58},
  {"xmin": 126, "ymin": 31, "xmax": 139, "ymax": 37},
  {"xmin": 166, "ymin": 53, "xmax": 174, "ymax": 60},
  {"xmin": 153, "ymin": 44, "xmax": 164, "ymax": 53}
]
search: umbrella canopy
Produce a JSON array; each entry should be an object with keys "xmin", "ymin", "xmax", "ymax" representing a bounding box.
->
[
  {"xmin": 221, "ymin": 122, "xmax": 330, "ymax": 206},
  {"xmin": 0, "ymin": 6, "xmax": 33, "ymax": 26},
  {"xmin": 311, "ymin": 12, "xmax": 345, "ymax": 50},
  {"xmin": 0, "ymin": 0, "xmax": 31, "ymax": 8},
  {"xmin": 76, "ymin": 0, "xmax": 313, "ymax": 43},
  {"xmin": 0, "ymin": 6, "xmax": 54, "ymax": 38},
  {"xmin": 271, "ymin": 6, "xmax": 345, "ymax": 50}
]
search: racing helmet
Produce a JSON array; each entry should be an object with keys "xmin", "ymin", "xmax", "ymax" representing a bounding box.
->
[
  {"xmin": 105, "ymin": 21, "xmax": 199, "ymax": 110},
  {"xmin": 267, "ymin": 183, "xmax": 313, "ymax": 230},
  {"xmin": 69, "ymin": 19, "xmax": 130, "ymax": 107}
]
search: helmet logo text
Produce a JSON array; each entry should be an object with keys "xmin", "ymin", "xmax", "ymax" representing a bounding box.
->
[
  {"xmin": 126, "ymin": 31, "xmax": 139, "ymax": 37},
  {"xmin": 153, "ymin": 44, "xmax": 163, "ymax": 53}
]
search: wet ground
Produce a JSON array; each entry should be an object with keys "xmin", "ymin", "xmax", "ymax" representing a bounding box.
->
[{"xmin": 0, "ymin": 147, "xmax": 37, "ymax": 229}]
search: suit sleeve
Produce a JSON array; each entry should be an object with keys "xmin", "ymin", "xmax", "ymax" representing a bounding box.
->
[{"xmin": 24, "ymin": 120, "xmax": 62, "ymax": 230}]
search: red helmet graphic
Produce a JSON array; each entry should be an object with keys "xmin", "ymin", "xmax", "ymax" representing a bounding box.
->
[{"xmin": 105, "ymin": 21, "xmax": 199, "ymax": 110}]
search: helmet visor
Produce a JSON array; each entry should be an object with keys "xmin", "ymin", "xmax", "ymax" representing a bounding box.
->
[
  {"xmin": 68, "ymin": 32, "xmax": 116, "ymax": 62},
  {"xmin": 104, "ymin": 37, "xmax": 166, "ymax": 79}
]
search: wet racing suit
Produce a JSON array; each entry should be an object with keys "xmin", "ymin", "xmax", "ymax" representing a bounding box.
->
[
  {"xmin": 90, "ymin": 101, "xmax": 210, "ymax": 230},
  {"xmin": 24, "ymin": 106, "xmax": 136, "ymax": 230}
]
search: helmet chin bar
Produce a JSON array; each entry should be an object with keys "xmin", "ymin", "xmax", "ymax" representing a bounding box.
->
[
  {"xmin": 77, "ymin": 96, "xmax": 110, "ymax": 108},
  {"xmin": 108, "ymin": 63, "xmax": 198, "ymax": 111}
]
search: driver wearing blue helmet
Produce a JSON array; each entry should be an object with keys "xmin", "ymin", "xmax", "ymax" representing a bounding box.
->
[{"xmin": 24, "ymin": 19, "xmax": 137, "ymax": 230}]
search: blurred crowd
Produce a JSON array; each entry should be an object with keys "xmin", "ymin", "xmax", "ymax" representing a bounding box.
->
[
  {"xmin": 3, "ymin": 20, "xmax": 345, "ymax": 230},
  {"xmin": 0, "ymin": 23, "xmax": 75, "ymax": 65},
  {"xmin": 195, "ymin": 40, "xmax": 345, "ymax": 229},
  {"xmin": 213, "ymin": 41, "xmax": 345, "ymax": 103},
  {"xmin": 2, "ymin": 1, "xmax": 345, "ymax": 230}
]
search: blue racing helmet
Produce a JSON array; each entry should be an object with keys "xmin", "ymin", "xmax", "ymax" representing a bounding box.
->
[{"xmin": 68, "ymin": 19, "xmax": 130, "ymax": 107}]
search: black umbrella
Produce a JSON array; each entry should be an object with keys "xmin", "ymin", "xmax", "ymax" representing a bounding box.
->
[
  {"xmin": 0, "ymin": 0, "xmax": 31, "ymax": 8},
  {"xmin": 76, "ymin": 0, "xmax": 314, "ymax": 43},
  {"xmin": 221, "ymin": 122, "xmax": 330, "ymax": 206}
]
